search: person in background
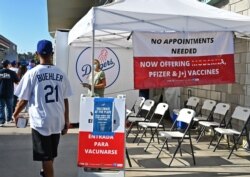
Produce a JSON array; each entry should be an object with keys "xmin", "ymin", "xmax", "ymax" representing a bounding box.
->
[
  {"xmin": 9, "ymin": 61, "xmax": 19, "ymax": 73},
  {"xmin": 13, "ymin": 40, "xmax": 73, "ymax": 177},
  {"xmin": 17, "ymin": 63, "xmax": 29, "ymax": 112},
  {"xmin": 27, "ymin": 59, "xmax": 36, "ymax": 70},
  {"xmin": 9, "ymin": 61, "xmax": 19, "ymax": 113},
  {"xmin": 81, "ymin": 59, "xmax": 106, "ymax": 97},
  {"xmin": 17, "ymin": 61, "xmax": 21, "ymax": 68},
  {"xmin": 0, "ymin": 60, "xmax": 19, "ymax": 126},
  {"xmin": 17, "ymin": 64, "xmax": 27, "ymax": 80}
]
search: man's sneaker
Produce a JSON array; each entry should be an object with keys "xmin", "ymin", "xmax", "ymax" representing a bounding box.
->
[
  {"xmin": 40, "ymin": 169, "xmax": 45, "ymax": 177},
  {"xmin": 5, "ymin": 121, "xmax": 12, "ymax": 125},
  {"xmin": 0, "ymin": 124, "xmax": 4, "ymax": 127},
  {"xmin": 7, "ymin": 118, "xmax": 15, "ymax": 123}
]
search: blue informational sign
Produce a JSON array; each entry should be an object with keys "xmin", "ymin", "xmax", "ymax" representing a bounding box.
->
[{"xmin": 93, "ymin": 98, "xmax": 114, "ymax": 136}]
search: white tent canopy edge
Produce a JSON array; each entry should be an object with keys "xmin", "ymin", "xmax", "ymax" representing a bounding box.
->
[{"xmin": 68, "ymin": 0, "xmax": 250, "ymax": 46}]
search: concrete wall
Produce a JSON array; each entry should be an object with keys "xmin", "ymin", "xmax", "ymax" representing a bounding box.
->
[
  {"xmin": 181, "ymin": 0, "xmax": 250, "ymax": 145},
  {"xmin": 182, "ymin": 0, "xmax": 250, "ymax": 107}
]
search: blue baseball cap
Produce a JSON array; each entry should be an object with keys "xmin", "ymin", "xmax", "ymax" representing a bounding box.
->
[
  {"xmin": 37, "ymin": 40, "xmax": 53, "ymax": 55},
  {"xmin": 11, "ymin": 60, "xmax": 16, "ymax": 66}
]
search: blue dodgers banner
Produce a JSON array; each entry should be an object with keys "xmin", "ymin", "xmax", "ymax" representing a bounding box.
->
[{"xmin": 93, "ymin": 98, "xmax": 114, "ymax": 136}]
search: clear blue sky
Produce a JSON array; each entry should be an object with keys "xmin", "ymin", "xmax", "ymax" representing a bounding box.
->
[{"xmin": 0, "ymin": 0, "xmax": 53, "ymax": 53}]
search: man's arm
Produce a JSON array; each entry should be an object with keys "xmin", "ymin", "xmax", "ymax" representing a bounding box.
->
[
  {"xmin": 12, "ymin": 99, "xmax": 28, "ymax": 124},
  {"xmin": 61, "ymin": 99, "xmax": 70, "ymax": 135}
]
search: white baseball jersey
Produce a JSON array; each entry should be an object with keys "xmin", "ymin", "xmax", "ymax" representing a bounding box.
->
[{"xmin": 15, "ymin": 65, "xmax": 73, "ymax": 136}]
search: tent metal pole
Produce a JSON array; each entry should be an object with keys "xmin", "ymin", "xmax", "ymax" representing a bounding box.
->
[{"xmin": 91, "ymin": 28, "xmax": 95, "ymax": 97}]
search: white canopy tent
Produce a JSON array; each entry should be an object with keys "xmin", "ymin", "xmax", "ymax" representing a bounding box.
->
[
  {"xmin": 68, "ymin": 0, "xmax": 250, "ymax": 96},
  {"xmin": 66, "ymin": 0, "xmax": 250, "ymax": 124},
  {"xmin": 68, "ymin": 0, "xmax": 250, "ymax": 47},
  {"xmin": 68, "ymin": 0, "xmax": 250, "ymax": 100}
]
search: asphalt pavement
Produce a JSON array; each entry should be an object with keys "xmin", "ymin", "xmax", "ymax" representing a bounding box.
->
[
  {"xmin": 0, "ymin": 123, "xmax": 78, "ymax": 177},
  {"xmin": 2, "ymin": 120, "xmax": 250, "ymax": 177}
]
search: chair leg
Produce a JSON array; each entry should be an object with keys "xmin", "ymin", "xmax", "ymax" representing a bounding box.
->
[
  {"xmin": 189, "ymin": 137, "xmax": 196, "ymax": 165},
  {"xmin": 213, "ymin": 134, "xmax": 223, "ymax": 152},
  {"xmin": 228, "ymin": 136, "xmax": 240, "ymax": 159},
  {"xmin": 169, "ymin": 141, "xmax": 182, "ymax": 167},
  {"xmin": 178, "ymin": 139, "xmax": 182, "ymax": 156},
  {"xmin": 156, "ymin": 139, "xmax": 168, "ymax": 158},
  {"xmin": 156, "ymin": 130, "xmax": 160, "ymax": 144},
  {"xmin": 226, "ymin": 135, "xmax": 230, "ymax": 149},
  {"xmin": 144, "ymin": 130, "xmax": 156, "ymax": 151},
  {"xmin": 208, "ymin": 131, "xmax": 217, "ymax": 149},
  {"xmin": 137, "ymin": 128, "xmax": 147, "ymax": 145},
  {"xmin": 196, "ymin": 125, "xmax": 203, "ymax": 141},
  {"xmin": 150, "ymin": 128, "xmax": 155, "ymax": 142},
  {"xmin": 196, "ymin": 126, "xmax": 206, "ymax": 143},
  {"xmin": 232, "ymin": 135, "xmax": 238, "ymax": 151},
  {"xmin": 126, "ymin": 148, "xmax": 132, "ymax": 167},
  {"xmin": 133, "ymin": 126, "xmax": 143, "ymax": 143},
  {"xmin": 126, "ymin": 122, "xmax": 134, "ymax": 138}
]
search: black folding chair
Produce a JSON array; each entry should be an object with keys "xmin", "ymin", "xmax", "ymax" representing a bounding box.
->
[
  {"xmin": 133, "ymin": 103, "xmax": 169, "ymax": 146},
  {"xmin": 126, "ymin": 99, "xmax": 155, "ymax": 137},
  {"xmin": 210, "ymin": 106, "xmax": 250, "ymax": 159},
  {"xmin": 156, "ymin": 108, "xmax": 196, "ymax": 166},
  {"xmin": 126, "ymin": 96, "xmax": 145, "ymax": 118},
  {"xmin": 197, "ymin": 103, "xmax": 230, "ymax": 143},
  {"xmin": 193, "ymin": 99, "xmax": 216, "ymax": 122}
]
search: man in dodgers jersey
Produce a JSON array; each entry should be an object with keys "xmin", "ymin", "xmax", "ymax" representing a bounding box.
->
[{"xmin": 13, "ymin": 40, "xmax": 73, "ymax": 177}]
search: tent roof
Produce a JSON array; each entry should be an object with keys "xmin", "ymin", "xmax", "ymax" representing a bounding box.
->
[{"xmin": 68, "ymin": 0, "xmax": 250, "ymax": 46}]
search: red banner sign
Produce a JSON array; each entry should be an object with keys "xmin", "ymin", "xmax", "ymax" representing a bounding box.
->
[
  {"xmin": 78, "ymin": 131, "xmax": 125, "ymax": 168},
  {"xmin": 132, "ymin": 31, "xmax": 235, "ymax": 89}
]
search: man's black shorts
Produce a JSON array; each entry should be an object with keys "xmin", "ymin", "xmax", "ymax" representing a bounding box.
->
[{"xmin": 32, "ymin": 129, "xmax": 60, "ymax": 161}]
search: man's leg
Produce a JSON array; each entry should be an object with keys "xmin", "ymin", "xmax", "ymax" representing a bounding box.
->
[
  {"xmin": 0, "ymin": 98, "xmax": 6, "ymax": 125},
  {"xmin": 13, "ymin": 95, "xmax": 18, "ymax": 113},
  {"xmin": 32, "ymin": 129, "xmax": 60, "ymax": 177},
  {"xmin": 5, "ymin": 97, "xmax": 13, "ymax": 122},
  {"xmin": 42, "ymin": 160, "xmax": 54, "ymax": 177}
]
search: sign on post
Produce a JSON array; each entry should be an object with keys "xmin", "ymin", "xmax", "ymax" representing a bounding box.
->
[{"xmin": 78, "ymin": 96, "xmax": 126, "ymax": 170}]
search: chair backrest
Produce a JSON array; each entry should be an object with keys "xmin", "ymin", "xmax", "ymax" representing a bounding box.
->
[
  {"xmin": 213, "ymin": 103, "xmax": 230, "ymax": 116},
  {"xmin": 154, "ymin": 103, "xmax": 169, "ymax": 116},
  {"xmin": 226, "ymin": 106, "xmax": 250, "ymax": 132},
  {"xmin": 201, "ymin": 99, "xmax": 217, "ymax": 111},
  {"xmin": 231, "ymin": 106, "xmax": 250, "ymax": 122},
  {"xmin": 141, "ymin": 99, "xmax": 155, "ymax": 111},
  {"xmin": 186, "ymin": 96, "xmax": 200, "ymax": 109},
  {"xmin": 147, "ymin": 103, "xmax": 169, "ymax": 123},
  {"xmin": 212, "ymin": 103, "xmax": 230, "ymax": 124},
  {"xmin": 177, "ymin": 108, "xmax": 196, "ymax": 124},
  {"xmin": 137, "ymin": 99, "xmax": 155, "ymax": 118},
  {"xmin": 132, "ymin": 97, "xmax": 145, "ymax": 113},
  {"xmin": 199, "ymin": 99, "xmax": 216, "ymax": 118}
]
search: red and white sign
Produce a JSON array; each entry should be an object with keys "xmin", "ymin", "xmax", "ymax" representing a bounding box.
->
[
  {"xmin": 77, "ymin": 97, "xmax": 125, "ymax": 169},
  {"xmin": 132, "ymin": 31, "xmax": 235, "ymax": 89},
  {"xmin": 78, "ymin": 132, "xmax": 125, "ymax": 168}
]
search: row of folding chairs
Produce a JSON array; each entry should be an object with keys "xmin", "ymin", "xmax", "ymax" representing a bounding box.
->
[
  {"xmin": 126, "ymin": 96, "xmax": 250, "ymax": 166},
  {"xmin": 126, "ymin": 98, "xmax": 197, "ymax": 166},
  {"xmin": 181, "ymin": 97, "xmax": 250, "ymax": 160},
  {"xmin": 198, "ymin": 105, "xmax": 250, "ymax": 159},
  {"xmin": 192, "ymin": 98, "xmax": 250, "ymax": 159}
]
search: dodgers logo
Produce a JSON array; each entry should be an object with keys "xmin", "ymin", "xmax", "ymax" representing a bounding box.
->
[{"xmin": 76, "ymin": 47, "xmax": 120, "ymax": 88}]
